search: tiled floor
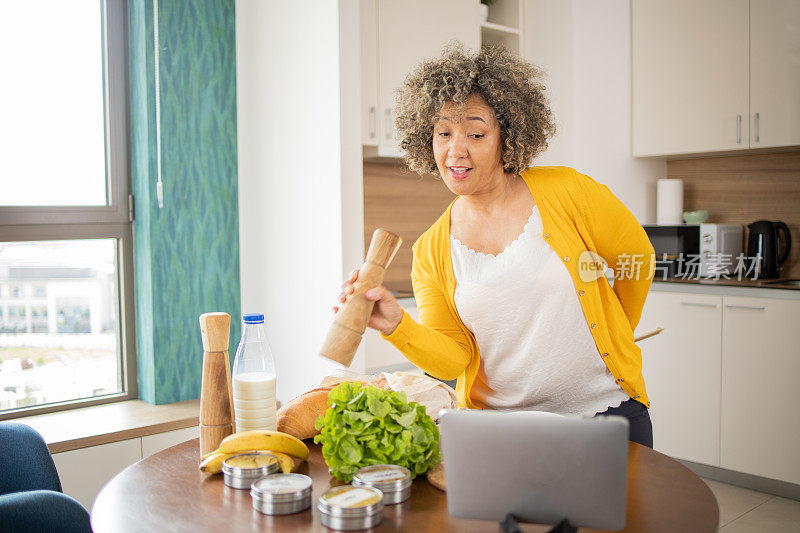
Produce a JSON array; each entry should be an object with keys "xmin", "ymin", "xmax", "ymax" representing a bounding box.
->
[{"xmin": 703, "ymin": 478, "xmax": 800, "ymax": 532}]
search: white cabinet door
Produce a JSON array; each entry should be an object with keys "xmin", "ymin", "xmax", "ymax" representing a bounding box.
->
[
  {"xmin": 53, "ymin": 438, "xmax": 142, "ymax": 510},
  {"xmin": 376, "ymin": 0, "xmax": 480, "ymax": 148},
  {"xmin": 750, "ymin": 0, "xmax": 800, "ymax": 149},
  {"xmin": 632, "ymin": 0, "xmax": 749, "ymax": 156},
  {"xmin": 141, "ymin": 426, "xmax": 200, "ymax": 458},
  {"xmin": 360, "ymin": 0, "xmax": 379, "ymax": 146},
  {"xmin": 637, "ymin": 291, "xmax": 722, "ymax": 465},
  {"xmin": 721, "ymin": 296, "xmax": 800, "ymax": 484}
]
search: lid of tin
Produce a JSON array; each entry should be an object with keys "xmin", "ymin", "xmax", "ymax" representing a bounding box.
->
[
  {"xmin": 317, "ymin": 485, "xmax": 383, "ymax": 516},
  {"xmin": 221, "ymin": 452, "xmax": 279, "ymax": 478},
  {"xmin": 352, "ymin": 465, "xmax": 412, "ymax": 492},
  {"xmin": 250, "ymin": 473, "xmax": 313, "ymax": 503}
]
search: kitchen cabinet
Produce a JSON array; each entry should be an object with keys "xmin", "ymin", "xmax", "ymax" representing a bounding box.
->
[
  {"xmin": 360, "ymin": 0, "xmax": 378, "ymax": 146},
  {"xmin": 637, "ymin": 291, "xmax": 722, "ymax": 465},
  {"xmin": 632, "ymin": 0, "xmax": 750, "ymax": 156},
  {"xmin": 52, "ymin": 425, "xmax": 200, "ymax": 510},
  {"xmin": 749, "ymin": 0, "xmax": 800, "ymax": 149},
  {"xmin": 720, "ymin": 295, "xmax": 800, "ymax": 485},
  {"xmin": 632, "ymin": 0, "xmax": 800, "ymax": 157},
  {"xmin": 53, "ymin": 438, "xmax": 142, "ymax": 510},
  {"xmin": 640, "ymin": 286, "xmax": 800, "ymax": 485},
  {"xmin": 141, "ymin": 426, "xmax": 200, "ymax": 458},
  {"xmin": 360, "ymin": 0, "xmax": 480, "ymax": 155}
]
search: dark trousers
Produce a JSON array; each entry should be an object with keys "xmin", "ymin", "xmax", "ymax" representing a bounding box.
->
[
  {"xmin": 595, "ymin": 398, "xmax": 653, "ymax": 448},
  {"xmin": 0, "ymin": 422, "xmax": 91, "ymax": 533}
]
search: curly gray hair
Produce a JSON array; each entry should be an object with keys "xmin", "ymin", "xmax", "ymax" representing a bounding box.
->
[{"xmin": 394, "ymin": 43, "xmax": 556, "ymax": 175}]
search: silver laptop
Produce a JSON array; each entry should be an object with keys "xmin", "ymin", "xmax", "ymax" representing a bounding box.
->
[{"xmin": 438, "ymin": 409, "xmax": 629, "ymax": 530}]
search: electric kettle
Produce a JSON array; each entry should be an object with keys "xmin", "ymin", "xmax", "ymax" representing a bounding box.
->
[{"xmin": 746, "ymin": 220, "xmax": 792, "ymax": 279}]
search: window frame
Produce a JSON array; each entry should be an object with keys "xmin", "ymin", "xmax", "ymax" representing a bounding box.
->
[{"xmin": 0, "ymin": 0, "xmax": 137, "ymax": 419}]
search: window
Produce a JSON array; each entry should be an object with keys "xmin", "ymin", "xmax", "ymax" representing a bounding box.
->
[{"xmin": 0, "ymin": 0, "xmax": 135, "ymax": 418}]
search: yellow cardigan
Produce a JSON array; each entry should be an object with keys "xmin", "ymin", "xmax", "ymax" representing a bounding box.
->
[{"xmin": 382, "ymin": 166, "xmax": 656, "ymax": 409}]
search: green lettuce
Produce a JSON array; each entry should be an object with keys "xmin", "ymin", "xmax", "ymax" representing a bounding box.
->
[{"xmin": 314, "ymin": 382, "xmax": 441, "ymax": 482}]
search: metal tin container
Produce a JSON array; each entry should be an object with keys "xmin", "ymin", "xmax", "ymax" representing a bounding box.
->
[
  {"xmin": 221, "ymin": 452, "xmax": 279, "ymax": 489},
  {"xmin": 250, "ymin": 473, "xmax": 313, "ymax": 515},
  {"xmin": 317, "ymin": 485, "xmax": 383, "ymax": 530},
  {"xmin": 351, "ymin": 465, "xmax": 412, "ymax": 504}
]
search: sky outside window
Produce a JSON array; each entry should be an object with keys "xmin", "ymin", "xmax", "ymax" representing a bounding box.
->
[{"xmin": 0, "ymin": 1, "xmax": 107, "ymax": 206}]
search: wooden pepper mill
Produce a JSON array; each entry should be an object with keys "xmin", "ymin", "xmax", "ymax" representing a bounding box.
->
[
  {"xmin": 198, "ymin": 312, "xmax": 236, "ymax": 456},
  {"xmin": 320, "ymin": 228, "xmax": 402, "ymax": 367}
]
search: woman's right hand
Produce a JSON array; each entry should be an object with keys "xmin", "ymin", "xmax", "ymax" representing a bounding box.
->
[{"xmin": 334, "ymin": 269, "xmax": 404, "ymax": 336}]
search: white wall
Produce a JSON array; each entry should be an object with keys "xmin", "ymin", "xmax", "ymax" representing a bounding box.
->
[
  {"xmin": 525, "ymin": 0, "xmax": 665, "ymax": 223},
  {"xmin": 236, "ymin": 0, "xmax": 364, "ymax": 403}
]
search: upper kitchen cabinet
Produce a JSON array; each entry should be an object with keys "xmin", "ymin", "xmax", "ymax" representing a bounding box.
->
[
  {"xmin": 750, "ymin": 0, "xmax": 800, "ymax": 149},
  {"xmin": 361, "ymin": 0, "xmax": 379, "ymax": 147},
  {"xmin": 360, "ymin": 0, "xmax": 480, "ymax": 156},
  {"xmin": 632, "ymin": 0, "xmax": 750, "ymax": 157}
]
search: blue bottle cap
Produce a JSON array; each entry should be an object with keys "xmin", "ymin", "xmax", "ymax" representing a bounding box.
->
[{"xmin": 242, "ymin": 313, "xmax": 265, "ymax": 324}]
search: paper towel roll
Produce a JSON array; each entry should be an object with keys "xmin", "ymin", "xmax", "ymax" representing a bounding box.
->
[{"xmin": 657, "ymin": 179, "xmax": 683, "ymax": 224}]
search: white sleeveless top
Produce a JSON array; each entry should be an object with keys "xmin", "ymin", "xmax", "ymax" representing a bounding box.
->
[{"xmin": 449, "ymin": 204, "xmax": 629, "ymax": 416}]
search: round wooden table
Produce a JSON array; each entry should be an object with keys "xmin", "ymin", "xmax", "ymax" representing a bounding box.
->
[{"xmin": 92, "ymin": 439, "xmax": 718, "ymax": 532}]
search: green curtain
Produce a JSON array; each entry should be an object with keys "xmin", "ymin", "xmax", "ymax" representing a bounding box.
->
[{"xmin": 128, "ymin": 0, "xmax": 240, "ymax": 404}]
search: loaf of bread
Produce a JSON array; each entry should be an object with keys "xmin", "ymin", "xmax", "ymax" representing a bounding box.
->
[
  {"xmin": 276, "ymin": 375, "xmax": 390, "ymax": 440},
  {"xmin": 275, "ymin": 388, "xmax": 331, "ymax": 440}
]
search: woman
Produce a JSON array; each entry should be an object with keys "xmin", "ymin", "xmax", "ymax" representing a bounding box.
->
[{"xmin": 336, "ymin": 45, "xmax": 656, "ymax": 447}]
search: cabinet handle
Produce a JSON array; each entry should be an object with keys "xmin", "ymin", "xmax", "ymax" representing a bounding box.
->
[
  {"xmin": 725, "ymin": 304, "xmax": 765, "ymax": 311},
  {"xmin": 385, "ymin": 108, "xmax": 392, "ymax": 140},
  {"xmin": 754, "ymin": 112, "xmax": 760, "ymax": 143},
  {"xmin": 736, "ymin": 114, "xmax": 742, "ymax": 144},
  {"xmin": 679, "ymin": 301, "xmax": 718, "ymax": 308},
  {"xmin": 369, "ymin": 106, "xmax": 376, "ymax": 139}
]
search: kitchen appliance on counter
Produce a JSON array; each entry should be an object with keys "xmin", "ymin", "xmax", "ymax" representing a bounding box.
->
[
  {"xmin": 643, "ymin": 223, "xmax": 743, "ymax": 278},
  {"xmin": 746, "ymin": 220, "xmax": 792, "ymax": 279}
]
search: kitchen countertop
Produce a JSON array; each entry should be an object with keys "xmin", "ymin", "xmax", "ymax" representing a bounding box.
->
[
  {"xmin": 652, "ymin": 276, "xmax": 799, "ymax": 290},
  {"xmin": 650, "ymin": 276, "xmax": 800, "ymax": 300}
]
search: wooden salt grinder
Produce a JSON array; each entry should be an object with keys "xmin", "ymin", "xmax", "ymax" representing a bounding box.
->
[
  {"xmin": 199, "ymin": 312, "xmax": 235, "ymax": 456},
  {"xmin": 319, "ymin": 228, "xmax": 402, "ymax": 367}
]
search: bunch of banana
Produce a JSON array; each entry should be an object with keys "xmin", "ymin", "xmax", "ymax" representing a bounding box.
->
[
  {"xmin": 199, "ymin": 430, "xmax": 310, "ymax": 475},
  {"xmin": 200, "ymin": 449, "xmax": 298, "ymax": 474}
]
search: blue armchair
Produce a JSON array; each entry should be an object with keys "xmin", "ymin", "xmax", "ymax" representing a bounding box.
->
[{"xmin": 0, "ymin": 422, "xmax": 91, "ymax": 533}]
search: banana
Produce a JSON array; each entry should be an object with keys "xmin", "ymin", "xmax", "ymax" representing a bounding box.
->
[
  {"xmin": 264, "ymin": 450, "xmax": 296, "ymax": 474},
  {"xmin": 201, "ymin": 449, "xmax": 216, "ymax": 461},
  {"xmin": 199, "ymin": 450, "xmax": 249, "ymax": 474},
  {"xmin": 218, "ymin": 430, "xmax": 309, "ymax": 461},
  {"xmin": 198, "ymin": 449, "xmax": 297, "ymax": 474}
]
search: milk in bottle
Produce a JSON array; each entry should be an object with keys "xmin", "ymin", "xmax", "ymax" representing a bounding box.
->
[{"xmin": 232, "ymin": 313, "xmax": 277, "ymax": 431}]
